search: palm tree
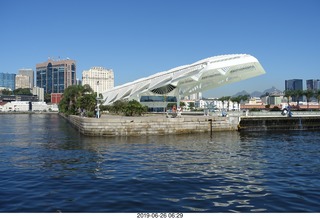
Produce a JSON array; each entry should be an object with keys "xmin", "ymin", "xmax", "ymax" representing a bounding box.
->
[
  {"xmin": 225, "ymin": 96, "xmax": 231, "ymax": 111},
  {"xmin": 284, "ymin": 90, "xmax": 293, "ymax": 104},
  {"xmin": 240, "ymin": 94, "xmax": 250, "ymax": 103},
  {"xmin": 304, "ymin": 89, "xmax": 314, "ymax": 110},
  {"xmin": 315, "ymin": 90, "xmax": 320, "ymax": 110},
  {"xmin": 230, "ymin": 96, "xmax": 242, "ymax": 111},
  {"xmin": 290, "ymin": 89, "xmax": 304, "ymax": 108},
  {"xmin": 219, "ymin": 96, "xmax": 231, "ymax": 111},
  {"xmin": 218, "ymin": 96, "xmax": 226, "ymax": 110}
]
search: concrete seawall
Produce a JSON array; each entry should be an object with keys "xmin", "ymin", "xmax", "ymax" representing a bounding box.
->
[
  {"xmin": 239, "ymin": 116, "xmax": 320, "ymax": 131},
  {"xmin": 61, "ymin": 114, "xmax": 239, "ymax": 136}
]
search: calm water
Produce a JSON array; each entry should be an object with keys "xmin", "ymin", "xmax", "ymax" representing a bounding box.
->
[{"xmin": 0, "ymin": 114, "xmax": 320, "ymax": 212}]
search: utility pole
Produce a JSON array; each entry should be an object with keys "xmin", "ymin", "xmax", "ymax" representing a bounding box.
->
[{"xmin": 96, "ymin": 81, "xmax": 100, "ymax": 118}]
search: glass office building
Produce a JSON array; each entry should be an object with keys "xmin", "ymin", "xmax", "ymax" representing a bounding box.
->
[
  {"xmin": 306, "ymin": 79, "xmax": 320, "ymax": 91},
  {"xmin": 36, "ymin": 59, "xmax": 76, "ymax": 94},
  {"xmin": 285, "ymin": 79, "xmax": 303, "ymax": 102},
  {"xmin": 285, "ymin": 79, "xmax": 303, "ymax": 91},
  {"xmin": 0, "ymin": 72, "xmax": 16, "ymax": 91}
]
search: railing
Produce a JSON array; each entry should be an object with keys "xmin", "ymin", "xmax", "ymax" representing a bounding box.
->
[
  {"xmin": 228, "ymin": 110, "xmax": 320, "ymax": 117},
  {"xmin": 150, "ymin": 110, "xmax": 320, "ymax": 118}
]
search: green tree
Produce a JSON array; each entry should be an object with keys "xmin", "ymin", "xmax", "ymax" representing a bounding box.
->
[
  {"xmin": 304, "ymin": 89, "xmax": 314, "ymax": 110},
  {"xmin": 111, "ymin": 100, "xmax": 128, "ymax": 114},
  {"xmin": 189, "ymin": 102, "xmax": 195, "ymax": 111},
  {"xmin": 284, "ymin": 90, "xmax": 293, "ymax": 104},
  {"xmin": 290, "ymin": 89, "xmax": 303, "ymax": 108},
  {"xmin": 167, "ymin": 102, "xmax": 177, "ymax": 109},
  {"xmin": 105, "ymin": 99, "xmax": 147, "ymax": 116},
  {"xmin": 59, "ymin": 84, "xmax": 95, "ymax": 116},
  {"xmin": 230, "ymin": 96, "xmax": 242, "ymax": 111},
  {"xmin": 77, "ymin": 93, "xmax": 96, "ymax": 113},
  {"xmin": 315, "ymin": 90, "xmax": 320, "ymax": 110},
  {"xmin": 179, "ymin": 101, "xmax": 186, "ymax": 107},
  {"xmin": 44, "ymin": 93, "xmax": 51, "ymax": 103},
  {"xmin": 13, "ymin": 88, "xmax": 32, "ymax": 95},
  {"xmin": 219, "ymin": 96, "xmax": 231, "ymax": 110},
  {"xmin": 123, "ymin": 99, "xmax": 148, "ymax": 116},
  {"xmin": 240, "ymin": 95, "xmax": 250, "ymax": 103},
  {"xmin": 1, "ymin": 89, "xmax": 12, "ymax": 95}
]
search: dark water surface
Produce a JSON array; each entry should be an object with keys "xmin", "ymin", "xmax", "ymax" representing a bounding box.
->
[{"xmin": 0, "ymin": 114, "xmax": 320, "ymax": 212}]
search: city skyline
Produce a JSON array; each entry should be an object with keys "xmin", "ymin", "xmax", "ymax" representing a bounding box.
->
[{"xmin": 1, "ymin": 0, "xmax": 320, "ymax": 97}]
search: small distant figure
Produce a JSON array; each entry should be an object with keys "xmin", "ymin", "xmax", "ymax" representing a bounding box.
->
[
  {"xmin": 281, "ymin": 105, "xmax": 292, "ymax": 117},
  {"xmin": 172, "ymin": 105, "xmax": 176, "ymax": 113},
  {"xmin": 177, "ymin": 106, "xmax": 182, "ymax": 118},
  {"xmin": 222, "ymin": 110, "xmax": 227, "ymax": 117},
  {"xmin": 172, "ymin": 105, "xmax": 177, "ymax": 118}
]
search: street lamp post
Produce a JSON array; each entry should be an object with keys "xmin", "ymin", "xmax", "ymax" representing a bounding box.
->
[{"xmin": 96, "ymin": 81, "xmax": 100, "ymax": 118}]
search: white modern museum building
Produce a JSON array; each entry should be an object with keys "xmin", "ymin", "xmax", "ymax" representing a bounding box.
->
[{"xmin": 101, "ymin": 54, "xmax": 266, "ymax": 112}]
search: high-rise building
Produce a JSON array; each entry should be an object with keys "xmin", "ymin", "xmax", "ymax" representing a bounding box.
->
[
  {"xmin": 285, "ymin": 79, "xmax": 303, "ymax": 102},
  {"xmin": 18, "ymin": 69, "xmax": 34, "ymax": 88},
  {"xmin": 285, "ymin": 79, "xmax": 303, "ymax": 91},
  {"xmin": 82, "ymin": 67, "xmax": 114, "ymax": 93},
  {"xmin": 0, "ymin": 72, "xmax": 16, "ymax": 91},
  {"xmin": 36, "ymin": 58, "xmax": 76, "ymax": 94},
  {"xmin": 306, "ymin": 79, "xmax": 320, "ymax": 91},
  {"xmin": 76, "ymin": 78, "xmax": 82, "ymax": 86},
  {"xmin": 15, "ymin": 75, "xmax": 30, "ymax": 89}
]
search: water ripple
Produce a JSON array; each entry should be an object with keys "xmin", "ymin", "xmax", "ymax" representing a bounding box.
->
[{"xmin": 1, "ymin": 115, "xmax": 320, "ymax": 212}]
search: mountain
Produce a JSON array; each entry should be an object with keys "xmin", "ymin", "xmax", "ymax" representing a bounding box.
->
[
  {"xmin": 262, "ymin": 86, "xmax": 283, "ymax": 95},
  {"xmin": 232, "ymin": 90, "xmax": 250, "ymax": 97},
  {"xmin": 232, "ymin": 86, "xmax": 282, "ymax": 97},
  {"xmin": 250, "ymin": 90, "xmax": 263, "ymax": 97}
]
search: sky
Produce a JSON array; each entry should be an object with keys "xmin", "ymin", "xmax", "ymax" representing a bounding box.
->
[{"xmin": 0, "ymin": 0, "xmax": 319, "ymax": 97}]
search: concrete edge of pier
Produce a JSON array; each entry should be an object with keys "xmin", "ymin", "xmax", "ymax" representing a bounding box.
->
[
  {"xmin": 60, "ymin": 113, "xmax": 239, "ymax": 136},
  {"xmin": 238, "ymin": 116, "xmax": 320, "ymax": 131}
]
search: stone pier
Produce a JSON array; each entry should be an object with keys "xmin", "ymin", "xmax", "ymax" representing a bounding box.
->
[{"xmin": 61, "ymin": 114, "xmax": 239, "ymax": 136}]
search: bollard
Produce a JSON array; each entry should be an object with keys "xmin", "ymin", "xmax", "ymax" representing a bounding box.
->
[{"xmin": 208, "ymin": 119, "xmax": 213, "ymax": 138}]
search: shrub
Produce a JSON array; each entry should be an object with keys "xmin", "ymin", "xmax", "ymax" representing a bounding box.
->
[
  {"xmin": 106, "ymin": 99, "xmax": 148, "ymax": 116},
  {"xmin": 123, "ymin": 99, "xmax": 148, "ymax": 116},
  {"xmin": 270, "ymin": 106, "xmax": 281, "ymax": 111}
]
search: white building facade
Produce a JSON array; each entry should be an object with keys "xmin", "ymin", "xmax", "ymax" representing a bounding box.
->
[
  {"xmin": 82, "ymin": 67, "xmax": 114, "ymax": 93},
  {"xmin": 32, "ymin": 87, "xmax": 44, "ymax": 102},
  {"xmin": 0, "ymin": 101, "xmax": 48, "ymax": 112},
  {"xmin": 15, "ymin": 75, "xmax": 30, "ymax": 89}
]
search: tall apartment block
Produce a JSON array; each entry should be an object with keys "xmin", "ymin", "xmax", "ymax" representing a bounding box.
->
[
  {"xmin": 0, "ymin": 72, "xmax": 16, "ymax": 91},
  {"xmin": 285, "ymin": 79, "xmax": 303, "ymax": 91},
  {"xmin": 15, "ymin": 75, "xmax": 30, "ymax": 89},
  {"xmin": 306, "ymin": 79, "xmax": 320, "ymax": 91},
  {"xmin": 82, "ymin": 67, "xmax": 114, "ymax": 93},
  {"xmin": 36, "ymin": 58, "xmax": 76, "ymax": 94},
  {"xmin": 285, "ymin": 79, "xmax": 303, "ymax": 102},
  {"xmin": 18, "ymin": 69, "xmax": 34, "ymax": 88}
]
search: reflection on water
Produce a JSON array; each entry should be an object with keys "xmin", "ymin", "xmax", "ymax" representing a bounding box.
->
[{"xmin": 0, "ymin": 114, "xmax": 320, "ymax": 212}]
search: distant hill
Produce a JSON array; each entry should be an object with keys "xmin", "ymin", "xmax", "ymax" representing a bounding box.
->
[
  {"xmin": 232, "ymin": 90, "xmax": 250, "ymax": 97},
  {"xmin": 232, "ymin": 86, "xmax": 282, "ymax": 97},
  {"xmin": 262, "ymin": 86, "xmax": 283, "ymax": 95}
]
